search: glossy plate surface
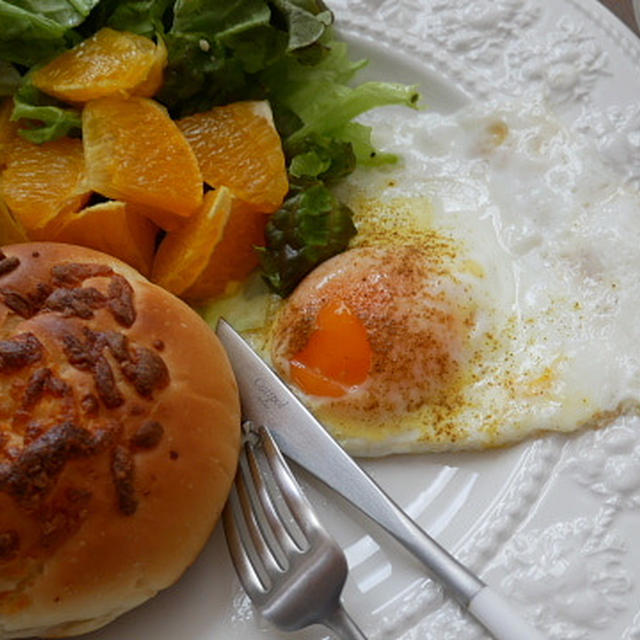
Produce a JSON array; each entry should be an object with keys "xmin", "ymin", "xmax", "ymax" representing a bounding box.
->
[{"xmin": 85, "ymin": 1, "xmax": 640, "ymax": 638}]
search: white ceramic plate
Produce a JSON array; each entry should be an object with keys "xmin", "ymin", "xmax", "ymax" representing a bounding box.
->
[{"xmin": 83, "ymin": 1, "xmax": 640, "ymax": 639}]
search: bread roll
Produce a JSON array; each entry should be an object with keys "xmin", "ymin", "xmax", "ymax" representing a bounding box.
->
[{"xmin": 0, "ymin": 243, "xmax": 241, "ymax": 638}]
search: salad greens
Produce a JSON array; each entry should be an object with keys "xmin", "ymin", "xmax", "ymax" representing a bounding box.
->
[
  {"xmin": 258, "ymin": 183, "xmax": 356, "ymax": 297},
  {"xmin": 0, "ymin": 0, "xmax": 101, "ymax": 65},
  {"xmin": 0, "ymin": 0, "xmax": 419, "ymax": 296},
  {"xmin": 0, "ymin": 61, "xmax": 21, "ymax": 95},
  {"xmin": 11, "ymin": 81, "xmax": 81, "ymax": 142}
]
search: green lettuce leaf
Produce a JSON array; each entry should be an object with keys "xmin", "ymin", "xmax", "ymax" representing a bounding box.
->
[
  {"xmin": 171, "ymin": 0, "xmax": 271, "ymax": 37},
  {"xmin": 0, "ymin": 1, "xmax": 69, "ymax": 65},
  {"xmin": 261, "ymin": 39, "xmax": 364, "ymax": 104},
  {"xmin": 158, "ymin": 32, "xmax": 253, "ymax": 116},
  {"xmin": 260, "ymin": 39, "xmax": 418, "ymax": 164},
  {"xmin": 158, "ymin": 1, "xmax": 275, "ymax": 115},
  {"xmin": 259, "ymin": 183, "xmax": 356, "ymax": 296},
  {"xmin": 12, "ymin": 81, "xmax": 81, "ymax": 143},
  {"xmin": 106, "ymin": 0, "xmax": 174, "ymax": 36},
  {"xmin": 160, "ymin": 0, "xmax": 335, "ymax": 115},
  {"xmin": 7, "ymin": 0, "xmax": 101, "ymax": 28},
  {"xmin": 285, "ymin": 81, "xmax": 419, "ymax": 148},
  {"xmin": 221, "ymin": 25, "xmax": 288, "ymax": 74},
  {"xmin": 289, "ymin": 137, "xmax": 355, "ymax": 182},
  {"xmin": 0, "ymin": 62, "xmax": 21, "ymax": 96},
  {"xmin": 270, "ymin": 0, "xmax": 332, "ymax": 50},
  {"xmin": 289, "ymin": 149, "xmax": 330, "ymax": 179},
  {"xmin": 335, "ymin": 120, "xmax": 398, "ymax": 166}
]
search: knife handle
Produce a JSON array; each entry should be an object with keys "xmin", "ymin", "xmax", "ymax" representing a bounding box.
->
[{"xmin": 469, "ymin": 586, "xmax": 545, "ymax": 639}]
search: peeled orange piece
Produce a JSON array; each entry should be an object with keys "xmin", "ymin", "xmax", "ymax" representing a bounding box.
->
[
  {"xmin": 32, "ymin": 28, "xmax": 168, "ymax": 103},
  {"xmin": 52, "ymin": 200, "xmax": 158, "ymax": 276},
  {"xmin": 0, "ymin": 135, "xmax": 90, "ymax": 232},
  {"xmin": 177, "ymin": 101, "xmax": 288, "ymax": 213},
  {"xmin": 130, "ymin": 37, "xmax": 168, "ymax": 98},
  {"xmin": 117, "ymin": 203, "xmax": 189, "ymax": 233},
  {"xmin": 0, "ymin": 197, "xmax": 27, "ymax": 245},
  {"xmin": 83, "ymin": 96, "xmax": 203, "ymax": 220},
  {"xmin": 151, "ymin": 187, "xmax": 232, "ymax": 295},
  {"xmin": 183, "ymin": 198, "xmax": 268, "ymax": 301}
]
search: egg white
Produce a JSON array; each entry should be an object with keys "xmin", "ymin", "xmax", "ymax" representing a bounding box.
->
[{"xmin": 210, "ymin": 99, "xmax": 640, "ymax": 456}]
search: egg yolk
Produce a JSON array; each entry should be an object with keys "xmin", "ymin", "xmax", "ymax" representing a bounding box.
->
[{"xmin": 289, "ymin": 299, "xmax": 372, "ymax": 398}]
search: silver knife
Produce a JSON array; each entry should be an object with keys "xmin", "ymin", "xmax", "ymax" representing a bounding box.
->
[{"xmin": 216, "ymin": 319, "xmax": 545, "ymax": 640}]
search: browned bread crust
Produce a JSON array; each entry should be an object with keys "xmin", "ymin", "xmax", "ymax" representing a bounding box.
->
[{"xmin": 0, "ymin": 243, "xmax": 241, "ymax": 638}]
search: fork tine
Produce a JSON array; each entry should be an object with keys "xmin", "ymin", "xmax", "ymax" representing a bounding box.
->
[
  {"xmin": 222, "ymin": 493, "xmax": 268, "ymax": 598},
  {"xmin": 258, "ymin": 425, "xmax": 322, "ymax": 540},
  {"xmin": 244, "ymin": 441, "xmax": 305, "ymax": 557},
  {"xmin": 235, "ymin": 453, "xmax": 286, "ymax": 577},
  {"xmin": 224, "ymin": 440, "xmax": 291, "ymax": 596}
]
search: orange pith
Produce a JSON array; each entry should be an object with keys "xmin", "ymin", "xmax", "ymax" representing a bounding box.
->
[
  {"xmin": 290, "ymin": 300, "xmax": 372, "ymax": 398},
  {"xmin": 0, "ymin": 135, "xmax": 90, "ymax": 232},
  {"xmin": 82, "ymin": 96, "xmax": 203, "ymax": 220},
  {"xmin": 183, "ymin": 198, "xmax": 268, "ymax": 301},
  {"xmin": 177, "ymin": 101, "xmax": 288, "ymax": 213},
  {"xmin": 151, "ymin": 187, "xmax": 232, "ymax": 295},
  {"xmin": 32, "ymin": 28, "xmax": 168, "ymax": 103},
  {"xmin": 52, "ymin": 200, "xmax": 158, "ymax": 276}
]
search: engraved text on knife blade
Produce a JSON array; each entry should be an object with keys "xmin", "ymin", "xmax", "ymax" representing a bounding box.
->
[{"xmin": 253, "ymin": 376, "xmax": 289, "ymax": 410}]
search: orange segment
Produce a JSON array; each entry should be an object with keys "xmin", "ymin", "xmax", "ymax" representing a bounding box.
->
[
  {"xmin": 83, "ymin": 96, "xmax": 203, "ymax": 219},
  {"xmin": 182, "ymin": 198, "xmax": 268, "ymax": 301},
  {"xmin": 151, "ymin": 187, "xmax": 232, "ymax": 295},
  {"xmin": 0, "ymin": 197, "xmax": 27, "ymax": 245},
  {"xmin": 177, "ymin": 101, "xmax": 288, "ymax": 213},
  {"xmin": 131, "ymin": 37, "xmax": 168, "ymax": 98},
  {"xmin": 32, "ymin": 28, "xmax": 167, "ymax": 103},
  {"xmin": 290, "ymin": 300, "xmax": 372, "ymax": 397},
  {"xmin": 0, "ymin": 135, "xmax": 90, "ymax": 232},
  {"xmin": 119, "ymin": 203, "xmax": 187, "ymax": 232},
  {"xmin": 52, "ymin": 200, "xmax": 158, "ymax": 276}
]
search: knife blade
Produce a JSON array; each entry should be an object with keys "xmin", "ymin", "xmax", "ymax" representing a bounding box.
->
[{"xmin": 216, "ymin": 318, "xmax": 544, "ymax": 640}]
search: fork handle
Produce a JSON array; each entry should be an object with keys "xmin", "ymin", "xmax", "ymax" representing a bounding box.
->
[{"xmin": 324, "ymin": 604, "xmax": 368, "ymax": 640}]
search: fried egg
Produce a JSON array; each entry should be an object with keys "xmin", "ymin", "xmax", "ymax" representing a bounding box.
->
[{"xmin": 221, "ymin": 99, "xmax": 640, "ymax": 455}]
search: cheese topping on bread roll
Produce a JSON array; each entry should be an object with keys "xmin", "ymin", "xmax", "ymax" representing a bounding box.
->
[{"xmin": 0, "ymin": 243, "xmax": 240, "ymax": 639}]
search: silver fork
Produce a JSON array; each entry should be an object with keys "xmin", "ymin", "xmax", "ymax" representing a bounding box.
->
[{"xmin": 223, "ymin": 422, "xmax": 367, "ymax": 640}]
